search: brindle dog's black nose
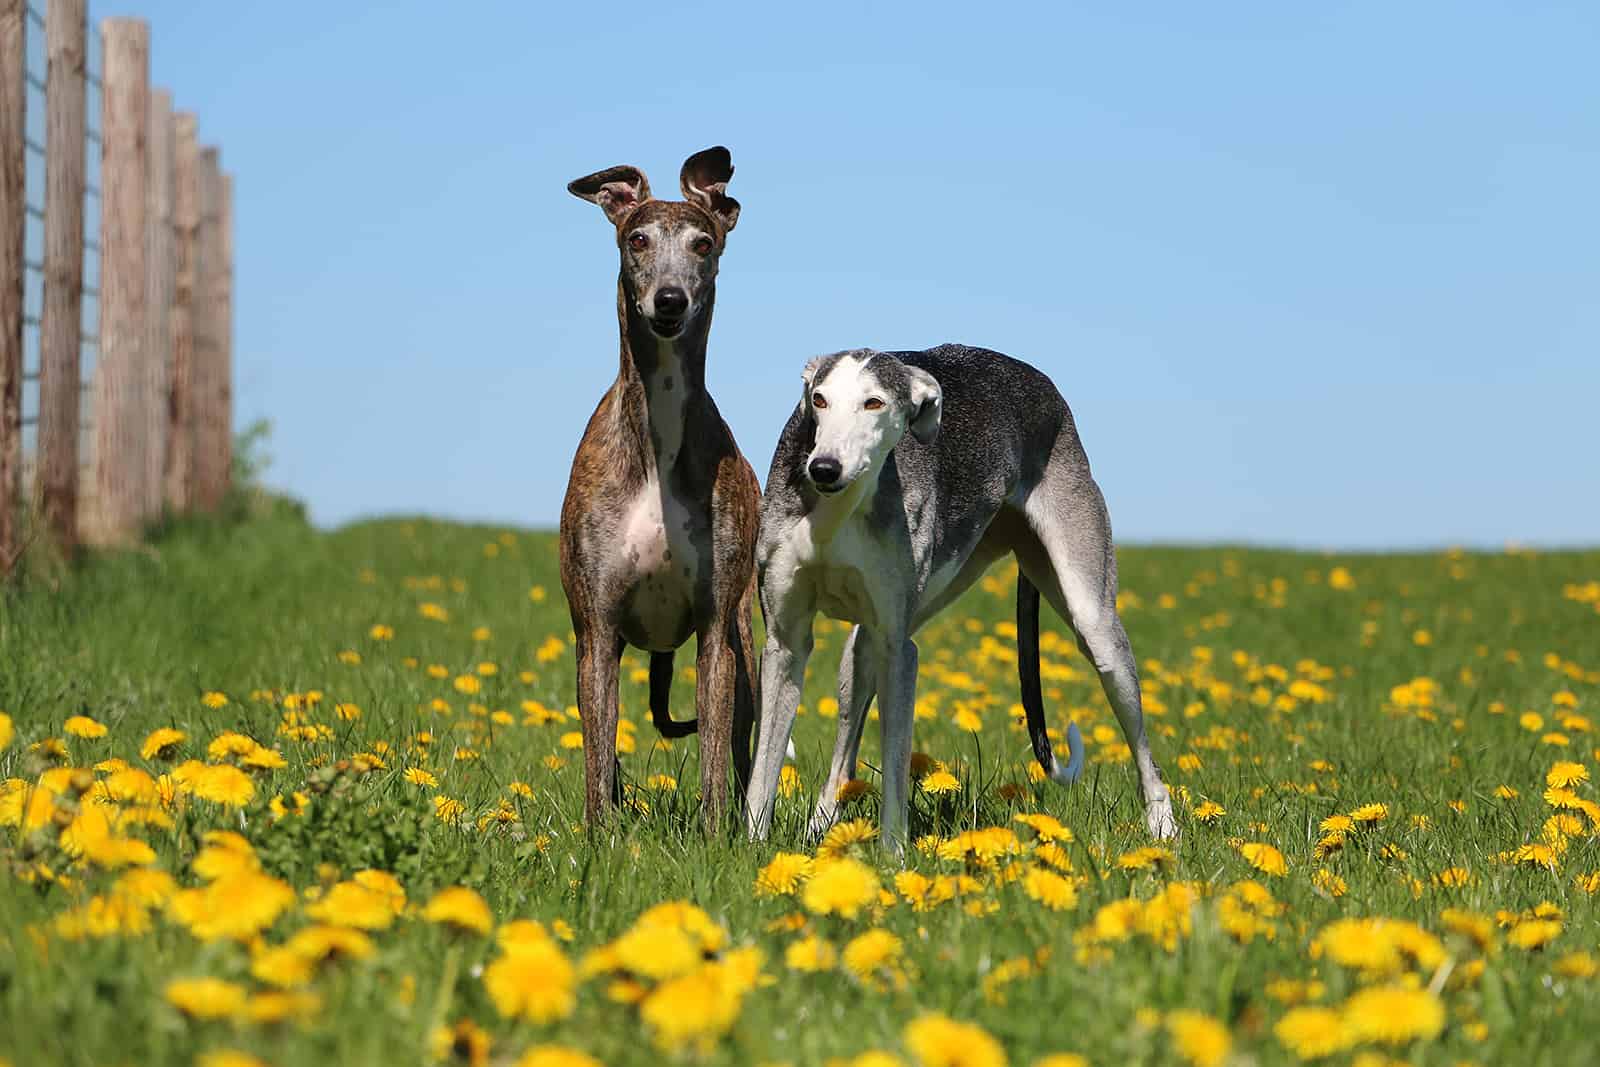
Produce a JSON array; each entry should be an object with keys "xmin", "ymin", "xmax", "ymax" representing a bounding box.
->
[
  {"xmin": 808, "ymin": 457, "xmax": 842, "ymax": 486},
  {"xmin": 654, "ymin": 287, "xmax": 688, "ymax": 318}
]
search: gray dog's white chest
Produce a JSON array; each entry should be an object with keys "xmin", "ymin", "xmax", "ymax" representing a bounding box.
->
[{"xmin": 616, "ymin": 476, "xmax": 700, "ymax": 650}]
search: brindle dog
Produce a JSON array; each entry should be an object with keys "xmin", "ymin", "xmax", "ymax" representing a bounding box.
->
[{"xmin": 559, "ymin": 147, "xmax": 760, "ymax": 830}]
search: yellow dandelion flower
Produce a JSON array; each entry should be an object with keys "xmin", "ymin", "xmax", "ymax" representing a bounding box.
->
[
  {"xmin": 756, "ymin": 852, "xmax": 814, "ymax": 897},
  {"xmin": 1167, "ymin": 1011, "xmax": 1230, "ymax": 1067},
  {"xmin": 0, "ymin": 711, "xmax": 12, "ymax": 750},
  {"xmin": 430, "ymin": 1019, "xmax": 490, "ymax": 1066},
  {"xmin": 484, "ymin": 940, "xmax": 575, "ymax": 1022},
  {"xmin": 817, "ymin": 818, "xmax": 878, "ymax": 858},
  {"xmin": 842, "ymin": 928, "xmax": 903, "ymax": 981},
  {"xmin": 251, "ymin": 945, "xmax": 315, "ymax": 988},
  {"xmin": 778, "ymin": 764, "xmax": 803, "ymax": 797},
  {"xmin": 305, "ymin": 880, "xmax": 397, "ymax": 930},
  {"xmin": 1319, "ymin": 814, "xmax": 1354, "ymax": 834},
  {"xmin": 1507, "ymin": 919, "xmax": 1562, "ymax": 950},
  {"xmin": 243, "ymin": 990, "xmax": 321, "ymax": 1024},
  {"xmin": 921, "ymin": 769, "xmax": 960, "ymax": 794},
  {"xmin": 1547, "ymin": 761, "xmax": 1589, "ymax": 788},
  {"xmin": 286, "ymin": 924, "xmax": 376, "ymax": 962},
  {"xmin": 1013, "ymin": 813, "xmax": 1073, "ymax": 842},
  {"xmin": 902, "ymin": 1014, "xmax": 1006, "ymax": 1067},
  {"xmin": 1553, "ymin": 951, "xmax": 1598, "ymax": 979},
  {"xmin": 1340, "ymin": 985, "xmax": 1444, "ymax": 1045},
  {"xmin": 64, "ymin": 715, "xmax": 108, "ymax": 739},
  {"xmin": 140, "ymin": 727, "xmax": 187, "ymax": 761},
  {"xmin": 803, "ymin": 856, "xmax": 881, "ymax": 920},
  {"xmin": 1238, "ymin": 842, "xmax": 1288, "ymax": 877},
  {"xmin": 165, "ymin": 977, "xmax": 246, "ymax": 1020},
  {"xmin": 1193, "ymin": 801, "xmax": 1225, "ymax": 823},
  {"xmin": 836, "ymin": 778, "xmax": 875, "ymax": 805},
  {"xmin": 423, "ymin": 886, "xmax": 493, "ymax": 935},
  {"xmin": 197, "ymin": 1052, "xmax": 270, "ymax": 1067},
  {"xmin": 188, "ymin": 764, "xmax": 256, "ymax": 807},
  {"xmin": 1116, "ymin": 846, "xmax": 1175, "ymax": 872},
  {"xmin": 1349, "ymin": 803, "xmax": 1388, "ymax": 824},
  {"xmin": 785, "ymin": 933, "xmax": 837, "ymax": 972},
  {"xmin": 200, "ymin": 691, "xmax": 229, "ymax": 709},
  {"xmin": 405, "ymin": 767, "xmax": 439, "ymax": 789},
  {"xmin": 1022, "ymin": 867, "xmax": 1078, "ymax": 911},
  {"xmin": 516, "ymin": 1048, "xmax": 603, "ymax": 1067},
  {"xmin": 1439, "ymin": 909, "xmax": 1495, "ymax": 951},
  {"xmin": 1274, "ymin": 1006, "xmax": 1352, "ymax": 1060},
  {"xmin": 434, "ymin": 795, "xmax": 466, "ymax": 824}
]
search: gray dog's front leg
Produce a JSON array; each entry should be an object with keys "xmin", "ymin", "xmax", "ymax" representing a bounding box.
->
[
  {"xmin": 746, "ymin": 623, "xmax": 811, "ymax": 841},
  {"xmin": 877, "ymin": 636, "xmax": 918, "ymax": 859}
]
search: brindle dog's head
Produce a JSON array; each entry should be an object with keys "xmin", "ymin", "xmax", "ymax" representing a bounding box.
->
[{"xmin": 568, "ymin": 147, "xmax": 741, "ymax": 341}]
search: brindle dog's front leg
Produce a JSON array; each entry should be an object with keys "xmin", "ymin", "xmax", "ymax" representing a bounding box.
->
[
  {"xmin": 695, "ymin": 618, "xmax": 738, "ymax": 833},
  {"xmin": 574, "ymin": 625, "xmax": 623, "ymax": 823}
]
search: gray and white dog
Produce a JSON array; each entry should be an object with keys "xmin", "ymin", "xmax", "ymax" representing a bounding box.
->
[{"xmin": 745, "ymin": 344, "xmax": 1176, "ymax": 854}]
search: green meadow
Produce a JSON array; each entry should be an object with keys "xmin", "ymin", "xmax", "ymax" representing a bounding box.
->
[{"xmin": 2, "ymin": 508, "xmax": 1598, "ymax": 1067}]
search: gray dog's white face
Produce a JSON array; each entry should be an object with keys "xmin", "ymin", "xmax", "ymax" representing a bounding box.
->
[{"xmin": 802, "ymin": 352, "xmax": 942, "ymax": 495}]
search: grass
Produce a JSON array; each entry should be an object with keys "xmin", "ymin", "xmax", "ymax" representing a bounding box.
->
[{"xmin": 1, "ymin": 509, "xmax": 1598, "ymax": 1067}]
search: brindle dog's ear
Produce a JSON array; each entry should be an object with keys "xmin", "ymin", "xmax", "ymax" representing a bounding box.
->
[
  {"xmin": 906, "ymin": 366, "xmax": 943, "ymax": 445},
  {"xmin": 568, "ymin": 165, "xmax": 651, "ymax": 227},
  {"xmin": 680, "ymin": 146, "xmax": 741, "ymax": 235}
]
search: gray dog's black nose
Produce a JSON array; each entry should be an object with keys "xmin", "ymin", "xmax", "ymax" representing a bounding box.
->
[
  {"xmin": 808, "ymin": 457, "xmax": 842, "ymax": 486},
  {"xmin": 654, "ymin": 288, "xmax": 688, "ymax": 318}
]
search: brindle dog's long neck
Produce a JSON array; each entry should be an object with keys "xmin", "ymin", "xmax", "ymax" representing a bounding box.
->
[{"xmin": 612, "ymin": 275, "xmax": 714, "ymax": 480}]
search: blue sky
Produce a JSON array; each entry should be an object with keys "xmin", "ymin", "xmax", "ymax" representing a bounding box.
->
[{"xmin": 100, "ymin": 2, "xmax": 1598, "ymax": 548}]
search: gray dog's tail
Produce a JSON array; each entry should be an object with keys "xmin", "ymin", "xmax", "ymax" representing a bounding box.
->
[
  {"xmin": 649, "ymin": 651, "xmax": 698, "ymax": 739},
  {"xmin": 1017, "ymin": 575, "xmax": 1085, "ymax": 786}
]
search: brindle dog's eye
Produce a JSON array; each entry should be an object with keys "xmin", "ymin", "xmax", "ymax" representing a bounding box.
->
[
  {"xmin": 863, "ymin": 397, "xmax": 885, "ymax": 411},
  {"xmin": 691, "ymin": 235, "xmax": 713, "ymax": 256},
  {"xmin": 812, "ymin": 393, "xmax": 828, "ymax": 410},
  {"xmin": 627, "ymin": 232, "xmax": 649, "ymax": 252}
]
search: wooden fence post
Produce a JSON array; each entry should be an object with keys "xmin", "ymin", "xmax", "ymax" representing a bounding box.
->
[
  {"xmin": 0, "ymin": 0, "xmax": 24, "ymax": 573},
  {"xmin": 37, "ymin": 0, "xmax": 86, "ymax": 551},
  {"xmin": 165, "ymin": 111, "xmax": 198, "ymax": 513},
  {"xmin": 90, "ymin": 17, "xmax": 148, "ymax": 544},
  {"xmin": 194, "ymin": 146, "xmax": 225, "ymax": 511},
  {"xmin": 214, "ymin": 169, "xmax": 232, "ymax": 504},
  {"xmin": 143, "ymin": 87, "xmax": 173, "ymax": 522}
]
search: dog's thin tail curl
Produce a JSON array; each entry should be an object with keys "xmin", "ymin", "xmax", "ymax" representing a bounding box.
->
[
  {"xmin": 649, "ymin": 651, "xmax": 698, "ymax": 739},
  {"xmin": 1018, "ymin": 574, "xmax": 1085, "ymax": 786}
]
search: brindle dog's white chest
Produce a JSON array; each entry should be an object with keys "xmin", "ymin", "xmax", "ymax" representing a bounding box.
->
[{"xmin": 617, "ymin": 476, "xmax": 699, "ymax": 651}]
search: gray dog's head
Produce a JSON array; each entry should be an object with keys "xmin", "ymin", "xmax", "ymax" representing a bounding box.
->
[
  {"xmin": 799, "ymin": 350, "xmax": 942, "ymax": 495},
  {"xmin": 568, "ymin": 147, "xmax": 741, "ymax": 340}
]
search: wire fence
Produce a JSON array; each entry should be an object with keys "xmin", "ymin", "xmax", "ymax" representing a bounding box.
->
[{"xmin": 2, "ymin": 0, "xmax": 233, "ymax": 573}]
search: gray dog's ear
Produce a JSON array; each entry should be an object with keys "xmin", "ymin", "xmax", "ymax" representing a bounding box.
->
[
  {"xmin": 906, "ymin": 366, "xmax": 943, "ymax": 445},
  {"xmin": 680, "ymin": 146, "xmax": 740, "ymax": 235},
  {"xmin": 568, "ymin": 165, "xmax": 651, "ymax": 226},
  {"xmin": 799, "ymin": 355, "xmax": 824, "ymax": 411}
]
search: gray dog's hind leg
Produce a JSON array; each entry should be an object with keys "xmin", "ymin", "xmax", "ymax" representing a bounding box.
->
[{"xmin": 1021, "ymin": 465, "xmax": 1177, "ymax": 840}]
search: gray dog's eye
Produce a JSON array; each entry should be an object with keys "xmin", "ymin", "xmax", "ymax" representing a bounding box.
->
[
  {"xmin": 863, "ymin": 398, "xmax": 885, "ymax": 411},
  {"xmin": 812, "ymin": 393, "xmax": 829, "ymax": 410},
  {"xmin": 691, "ymin": 235, "xmax": 713, "ymax": 256},
  {"xmin": 627, "ymin": 232, "xmax": 649, "ymax": 252}
]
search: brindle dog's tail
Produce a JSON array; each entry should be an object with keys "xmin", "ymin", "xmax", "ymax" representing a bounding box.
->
[
  {"xmin": 1018, "ymin": 574, "xmax": 1086, "ymax": 785},
  {"xmin": 649, "ymin": 651, "xmax": 699, "ymax": 738}
]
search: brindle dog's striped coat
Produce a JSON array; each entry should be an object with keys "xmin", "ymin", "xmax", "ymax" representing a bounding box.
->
[{"xmin": 559, "ymin": 148, "xmax": 758, "ymax": 830}]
